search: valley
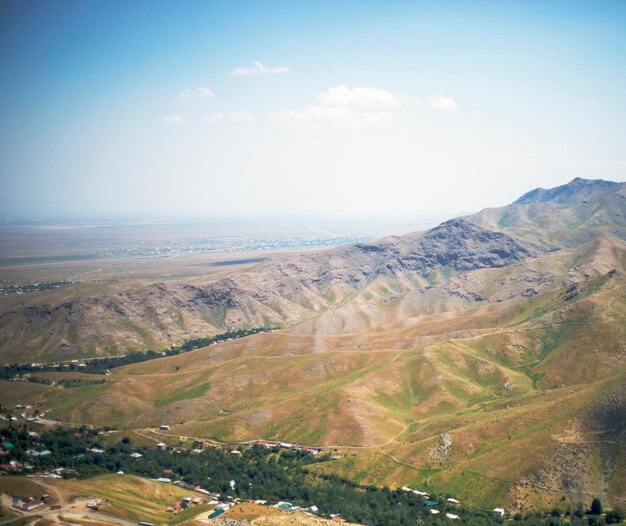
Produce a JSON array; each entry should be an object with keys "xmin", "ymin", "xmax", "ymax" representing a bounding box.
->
[{"xmin": 1, "ymin": 178, "xmax": 625, "ymax": 514}]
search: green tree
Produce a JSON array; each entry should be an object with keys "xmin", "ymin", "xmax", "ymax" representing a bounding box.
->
[
  {"xmin": 606, "ymin": 508, "xmax": 624, "ymax": 524},
  {"xmin": 591, "ymin": 498, "xmax": 603, "ymax": 516}
]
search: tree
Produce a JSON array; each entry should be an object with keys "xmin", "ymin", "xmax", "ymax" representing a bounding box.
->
[
  {"xmin": 590, "ymin": 498, "xmax": 603, "ymax": 516},
  {"xmin": 606, "ymin": 508, "xmax": 624, "ymax": 524}
]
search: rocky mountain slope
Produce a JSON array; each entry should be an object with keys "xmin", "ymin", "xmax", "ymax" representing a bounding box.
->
[
  {"xmin": 468, "ymin": 177, "xmax": 626, "ymax": 245},
  {"xmin": 2, "ymin": 178, "xmax": 624, "ymax": 363},
  {"xmin": 1, "ymin": 177, "xmax": 625, "ymax": 510},
  {"xmin": 5, "ymin": 229, "xmax": 625, "ymax": 511},
  {"xmin": 0, "ymin": 218, "xmax": 538, "ymax": 362}
]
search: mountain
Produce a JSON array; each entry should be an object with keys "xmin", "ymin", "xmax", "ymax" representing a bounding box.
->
[
  {"xmin": 1, "ymin": 179, "xmax": 623, "ymax": 363},
  {"xmin": 7, "ymin": 233, "xmax": 625, "ymax": 511},
  {"xmin": 513, "ymin": 177, "xmax": 621, "ymax": 205},
  {"xmin": 1, "ymin": 178, "xmax": 625, "ymax": 511},
  {"xmin": 468, "ymin": 177, "xmax": 626, "ymax": 245},
  {"xmin": 6, "ymin": 178, "xmax": 624, "ymax": 363},
  {"xmin": 0, "ymin": 218, "xmax": 537, "ymax": 362}
]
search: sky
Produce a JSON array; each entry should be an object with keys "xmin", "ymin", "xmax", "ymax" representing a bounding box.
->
[{"xmin": 1, "ymin": 0, "xmax": 626, "ymax": 220}]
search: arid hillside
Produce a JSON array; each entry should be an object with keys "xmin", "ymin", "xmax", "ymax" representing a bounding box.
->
[
  {"xmin": 0, "ymin": 218, "xmax": 538, "ymax": 362},
  {"xmin": 1, "ymin": 178, "xmax": 625, "ymax": 510},
  {"xmin": 468, "ymin": 178, "xmax": 626, "ymax": 245},
  {"xmin": 4, "ymin": 234, "xmax": 625, "ymax": 510}
]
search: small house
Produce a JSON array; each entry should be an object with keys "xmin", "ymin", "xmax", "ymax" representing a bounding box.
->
[
  {"xmin": 22, "ymin": 499, "xmax": 44, "ymax": 511},
  {"xmin": 493, "ymin": 508, "xmax": 505, "ymax": 518}
]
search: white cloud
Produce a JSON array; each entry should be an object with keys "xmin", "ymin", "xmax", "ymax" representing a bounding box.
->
[
  {"xmin": 227, "ymin": 111, "xmax": 253, "ymax": 123},
  {"xmin": 267, "ymin": 105, "xmax": 392, "ymax": 126},
  {"xmin": 163, "ymin": 115, "xmax": 185, "ymax": 125},
  {"xmin": 176, "ymin": 87, "xmax": 215, "ymax": 103},
  {"xmin": 267, "ymin": 85, "xmax": 403, "ymax": 128},
  {"xmin": 428, "ymin": 95, "xmax": 458, "ymax": 111},
  {"xmin": 206, "ymin": 112, "xmax": 224, "ymax": 124},
  {"xmin": 230, "ymin": 61, "xmax": 291, "ymax": 76},
  {"xmin": 317, "ymin": 86, "xmax": 407, "ymax": 108}
]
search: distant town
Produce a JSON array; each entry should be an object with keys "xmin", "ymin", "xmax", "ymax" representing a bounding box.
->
[{"xmin": 0, "ymin": 280, "xmax": 74, "ymax": 296}]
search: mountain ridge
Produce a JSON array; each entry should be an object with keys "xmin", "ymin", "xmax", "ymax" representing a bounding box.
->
[
  {"xmin": 0, "ymin": 218, "xmax": 538, "ymax": 362},
  {"xmin": 0, "ymin": 177, "xmax": 623, "ymax": 363},
  {"xmin": 1, "ymin": 177, "xmax": 625, "ymax": 510},
  {"xmin": 513, "ymin": 177, "xmax": 622, "ymax": 205},
  {"xmin": 467, "ymin": 177, "xmax": 626, "ymax": 245}
]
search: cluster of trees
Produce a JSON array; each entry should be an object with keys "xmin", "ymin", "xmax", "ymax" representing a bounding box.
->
[
  {"xmin": 57, "ymin": 378, "xmax": 107, "ymax": 388},
  {"xmin": 509, "ymin": 499, "xmax": 624, "ymax": 526},
  {"xmin": 80, "ymin": 327, "xmax": 275, "ymax": 373},
  {"xmin": 1, "ymin": 424, "xmax": 623, "ymax": 526},
  {"xmin": 0, "ymin": 327, "xmax": 274, "ymax": 379}
]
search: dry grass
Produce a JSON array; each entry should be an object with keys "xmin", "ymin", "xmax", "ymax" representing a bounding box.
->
[
  {"xmin": 0, "ymin": 475, "xmax": 210, "ymax": 525},
  {"xmin": 1, "ymin": 236, "xmax": 625, "ymax": 509}
]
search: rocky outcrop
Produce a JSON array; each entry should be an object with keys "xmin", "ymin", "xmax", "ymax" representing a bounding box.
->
[
  {"xmin": 401, "ymin": 218, "xmax": 535, "ymax": 274},
  {"xmin": 0, "ymin": 220, "xmax": 539, "ymax": 361}
]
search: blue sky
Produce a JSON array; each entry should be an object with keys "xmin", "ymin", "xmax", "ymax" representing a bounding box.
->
[{"xmin": 1, "ymin": 0, "xmax": 625, "ymax": 218}]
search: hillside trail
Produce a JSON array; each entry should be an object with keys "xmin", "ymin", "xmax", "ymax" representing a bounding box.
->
[
  {"xmin": 38, "ymin": 481, "xmax": 67, "ymax": 506},
  {"xmin": 142, "ymin": 415, "xmax": 410, "ymax": 451}
]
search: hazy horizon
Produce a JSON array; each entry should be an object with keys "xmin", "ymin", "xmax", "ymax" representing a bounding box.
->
[{"xmin": 2, "ymin": 1, "xmax": 626, "ymax": 219}]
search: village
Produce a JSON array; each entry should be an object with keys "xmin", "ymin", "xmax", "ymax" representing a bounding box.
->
[
  {"xmin": 2, "ymin": 402, "xmax": 602, "ymax": 526},
  {"xmin": 0, "ymin": 409, "xmax": 378, "ymax": 525}
]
